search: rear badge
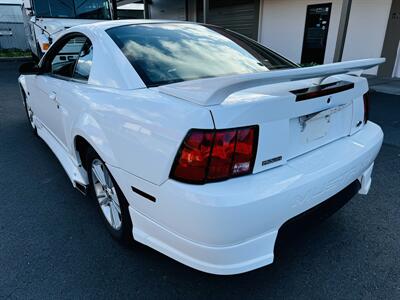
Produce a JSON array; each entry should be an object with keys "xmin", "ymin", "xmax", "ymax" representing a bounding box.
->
[{"xmin": 262, "ymin": 156, "xmax": 282, "ymax": 166}]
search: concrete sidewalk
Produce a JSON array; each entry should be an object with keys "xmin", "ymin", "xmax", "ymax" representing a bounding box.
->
[{"xmin": 365, "ymin": 75, "xmax": 400, "ymax": 96}]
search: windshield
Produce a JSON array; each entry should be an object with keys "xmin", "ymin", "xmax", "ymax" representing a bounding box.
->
[
  {"xmin": 107, "ymin": 23, "xmax": 297, "ymax": 87},
  {"xmin": 33, "ymin": 0, "xmax": 111, "ymax": 20}
]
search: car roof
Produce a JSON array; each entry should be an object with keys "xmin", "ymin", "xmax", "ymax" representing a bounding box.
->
[
  {"xmin": 75, "ymin": 19, "xmax": 192, "ymax": 32},
  {"xmin": 57, "ymin": 20, "xmax": 205, "ymax": 90}
]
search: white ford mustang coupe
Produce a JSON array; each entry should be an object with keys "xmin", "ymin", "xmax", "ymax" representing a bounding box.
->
[{"xmin": 19, "ymin": 20, "xmax": 384, "ymax": 275}]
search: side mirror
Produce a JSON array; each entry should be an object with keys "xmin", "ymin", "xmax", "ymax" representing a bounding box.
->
[{"xmin": 19, "ymin": 61, "xmax": 40, "ymax": 75}]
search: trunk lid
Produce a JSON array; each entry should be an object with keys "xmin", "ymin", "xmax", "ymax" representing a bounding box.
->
[
  {"xmin": 159, "ymin": 58, "xmax": 384, "ymax": 174},
  {"xmin": 209, "ymin": 75, "xmax": 368, "ymax": 174}
]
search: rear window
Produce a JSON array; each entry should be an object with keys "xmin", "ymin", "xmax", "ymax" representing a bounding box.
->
[{"xmin": 107, "ymin": 23, "xmax": 297, "ymax": 87}]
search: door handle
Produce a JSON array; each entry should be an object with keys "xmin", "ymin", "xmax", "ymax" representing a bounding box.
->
[
  {"xmin": 49, "ymin": 92, "xmax": 60, "ymax": 108},
  {"xmin": 49, "ymin": 92, "xmax": 57, "ymax": 101}
]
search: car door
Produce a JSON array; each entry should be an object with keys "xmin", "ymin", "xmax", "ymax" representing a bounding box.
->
[
  {"xmin": 30, "ymin": 35, "xmax": 87, "ymax": 149},
  {"xmin": 57, "ymin": 39, "xmax": 95, "ymax": 149}
]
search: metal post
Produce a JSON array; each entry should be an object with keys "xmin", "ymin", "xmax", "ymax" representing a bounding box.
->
[
  {"xmin": 203, "ymin": 0, "xmax": 208, "ymax": 23},
  {"xmin": 144, "ymin": 0, "xmax": 150, "ymax": 19},
  {"xmin": 333, "ymin": 0, "xmax": 352, "ymax": 62},
  {"xmin": 186, "ymin": 0, "xmax": 196, "ymax": 22},
  {"xmin": 111, "ymin": 0, "xmax": 118, "ymax": 19}
]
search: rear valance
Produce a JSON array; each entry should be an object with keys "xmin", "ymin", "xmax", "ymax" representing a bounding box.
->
[{"xmin": 158, "ymin": 58, "xmax": 385, "ymax": 106}]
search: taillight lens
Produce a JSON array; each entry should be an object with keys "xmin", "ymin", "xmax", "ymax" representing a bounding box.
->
[
  {"xmin": 172, "ymin": 131, "xmax": 213, "ymax": 182},
  {"xmin": 171, "ymin": 126, "xmax": 258, "ymax": 184},
  {"xmin": 232, "ymin": 128, "xmax": 256, "ymax": 175},
  {"xmin": 363, "ymin": 92, "xmax": 369, "ymax": 124},
  {"xmin": 207, "ymin": 130, "xmax": 236, "ymax": 180}
]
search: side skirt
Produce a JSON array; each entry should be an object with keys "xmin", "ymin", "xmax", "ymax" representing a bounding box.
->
[{"xmin": 35, "ymin": 117, "xmax": 89, "ymax": 192}]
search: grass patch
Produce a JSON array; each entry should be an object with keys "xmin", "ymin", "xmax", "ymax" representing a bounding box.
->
[{"xmin": 0, "ymin": 49, "xmax": 31, "ymax": 58}]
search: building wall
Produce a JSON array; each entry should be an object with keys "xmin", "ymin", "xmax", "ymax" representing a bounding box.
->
[
  {"xmin": 380, "ymin": 0, "xmax": 400, "ymax": 77},
  {"xmin": 259, "ymin": 0, "xmax": 392, "ymax": 76},
  {"xmin": 0, "ymin": 3, "xmax": 29, "ymax": 50},
  {"xmin": 259, "ymin": 0, "xmax": 343, "ymax": 64},
  {"xmin": 0, "ymin": 0, "xmax": 22, "ymax": 4},
  {"xmin": 341, "ymin": 0, "xmax": 392, "ymax": 75}
]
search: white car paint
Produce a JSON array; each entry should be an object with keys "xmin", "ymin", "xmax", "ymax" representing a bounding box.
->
[
  {"xmin": 158, "ymin": 58, "xmax": 383, "ymax": 106},
  {"xmin": 19, "ymin": 20, "xmax": 384, "ymax": 275}
]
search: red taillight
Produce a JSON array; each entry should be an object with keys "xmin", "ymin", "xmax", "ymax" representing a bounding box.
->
[
  {"xmin": 207, "ymin": 130, "xmax": 236, "ymax": 180},
  {"xmin": 232, "ymin": 128, "xmax": 256, "ymax": 176},
  {"xmin": 171, "ymin": 126, "xmax": 258, "ymax": 184},
  {"xmin": 172, "ymin": 131, "xmax": 213, "ymax": 182},
  {"xmin": 363, "ymin": 92, "xmax": 369, "ymax": 124}
]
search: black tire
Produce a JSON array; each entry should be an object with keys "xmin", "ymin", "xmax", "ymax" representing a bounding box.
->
[
  {"xmin": 21, "ymin": 88, "xmax": 38, "ymax": 136},
  {"xmin": 86, "ymin": 147, "xmax": 134, "ymax": 244}
]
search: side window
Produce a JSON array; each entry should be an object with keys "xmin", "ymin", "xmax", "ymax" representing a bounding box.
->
[
  {"xmin": 73, "ymin": 41, "xmax": 93, "ymax": 81},
  {"xmin": 50, "ymin": 36, "xmax": 86, "ymax": 78}
]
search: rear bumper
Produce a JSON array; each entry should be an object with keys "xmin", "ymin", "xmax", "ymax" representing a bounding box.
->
[
  {"xmin": 130, "ymin": 179, "xmax": 362, "ymax": 275},
  {"xmin": 110, "ymin": 122, "xmax": 383, "ymax": 275},
  {"xmin": 277, "ymin": 179, "xmax": 361, "ymax": 239}
]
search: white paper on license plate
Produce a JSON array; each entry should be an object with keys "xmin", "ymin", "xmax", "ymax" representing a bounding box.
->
[
  {"xmin": 301, "ymin": 104, "xmax": 349, "ymax": 143},
  {"xmin": 302, "ymin": 117, "xmax": 329, "ymax": 142}
]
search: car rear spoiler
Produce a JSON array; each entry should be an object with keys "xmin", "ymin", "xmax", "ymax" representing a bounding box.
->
[{"xmin": 158, "ymin": 58, "xmax": 385, "ymax": 106}]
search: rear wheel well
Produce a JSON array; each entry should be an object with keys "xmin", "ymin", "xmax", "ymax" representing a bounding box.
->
[{"xmin": 75, "ymin": 136, "xmax": 92, "ymax": 171}]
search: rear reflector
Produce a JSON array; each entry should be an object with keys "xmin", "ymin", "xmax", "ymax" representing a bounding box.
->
[{"xmin": 171, "ymin": 126, "xmax": 258, "ymax": 184}]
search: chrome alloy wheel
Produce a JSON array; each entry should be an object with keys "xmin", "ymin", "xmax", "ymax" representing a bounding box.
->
[{"xmin": 91, "ymin": 159, "xmax": 122, "ymax": 230}]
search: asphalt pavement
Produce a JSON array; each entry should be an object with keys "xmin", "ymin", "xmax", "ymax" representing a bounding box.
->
[{"xmin": 0, "ymin": 60, "xmax": 399, "ymax": 299}]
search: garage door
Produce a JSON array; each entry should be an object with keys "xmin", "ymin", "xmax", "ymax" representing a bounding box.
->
[
  {"xmin": 200, "ymin": 0, "xmax": 260, "ymax": 40},
  {"xmin": 148, "ymin": 0, "xmax": 187, "ymax": 21}
]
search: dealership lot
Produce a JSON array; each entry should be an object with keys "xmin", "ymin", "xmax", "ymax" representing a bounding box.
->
[{"xmin": 0, "ymin": 60, "xmax": 399, "ymax": 299}]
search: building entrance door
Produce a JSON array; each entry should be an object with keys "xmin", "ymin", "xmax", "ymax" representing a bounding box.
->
[{"xmin": 301, "ymin": 3, "xmax": 332, "ymax": 65}]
